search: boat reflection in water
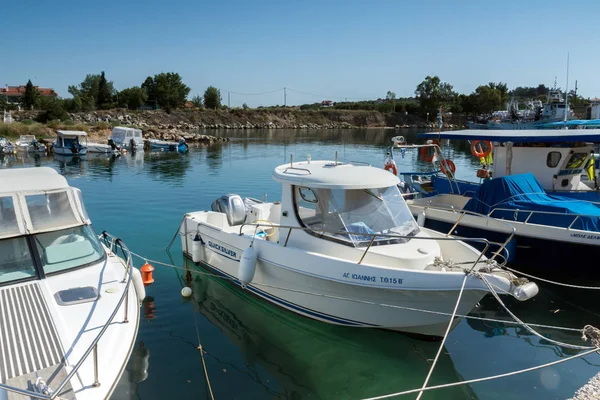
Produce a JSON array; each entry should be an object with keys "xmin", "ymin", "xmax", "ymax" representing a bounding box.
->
[{"xmin": 181, "ymin": 259, "xmax": 476, "ymax": 400}]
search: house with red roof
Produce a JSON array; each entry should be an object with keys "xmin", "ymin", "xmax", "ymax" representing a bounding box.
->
[{"xmin": 1, "ymin": 85, "xmax": 58, "ymax": 105}]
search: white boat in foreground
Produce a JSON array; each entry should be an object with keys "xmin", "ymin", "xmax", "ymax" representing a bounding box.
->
[
  {"xmin": 0, "ymin": 167, "xmax": 145, "ymax": 399},
  {"xmin": 179, "ymin": 159, "xmax": 538, "ymax": 337}
]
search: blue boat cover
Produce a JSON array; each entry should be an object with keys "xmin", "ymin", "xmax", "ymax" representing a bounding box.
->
[{"xmin": 463, "ymin": 173, "xmax": 600, "ymax": 232}]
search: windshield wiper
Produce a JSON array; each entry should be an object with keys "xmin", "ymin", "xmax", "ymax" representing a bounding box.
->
[{"xmin": 363, "ymin": 189, "xmax": 382, "ymax": 201}]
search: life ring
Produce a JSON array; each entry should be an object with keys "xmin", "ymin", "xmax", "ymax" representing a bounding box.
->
[
  {"xmin": 384, "ymin": 162, "xmax": 398, "ymax": 175},
  {"xmin": 471, "ymin": 140, "xmax": 492, "ymax": 158},
  {"xmin": 420, "ymin": 140, "xmax": 439, "ymax": 162},
  {"xmin": 440, "ymin": 159, "xmax": 456, "ymax": 176}
]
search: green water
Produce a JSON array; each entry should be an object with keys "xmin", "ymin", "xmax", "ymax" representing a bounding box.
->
[{"xmin": 2, "ymin": 129, "xmax": 599, "ymax": 400}]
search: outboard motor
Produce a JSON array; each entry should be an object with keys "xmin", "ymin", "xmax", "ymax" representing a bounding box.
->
[
  {"xmin": 129, "ymin": 138, "xmax": 137, "ymax": 152},
  {"xmin": 108, "ymin": 139, "xmax": 120, "ymax": 151},
  {"xmin": 211, "ymin": 194, "xmax": 246, "ymax": 226}
]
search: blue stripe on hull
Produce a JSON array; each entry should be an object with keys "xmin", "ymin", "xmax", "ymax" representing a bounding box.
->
[{"xmin": 185, "ymin": 253, "xmax": 374, "ymax": 327}]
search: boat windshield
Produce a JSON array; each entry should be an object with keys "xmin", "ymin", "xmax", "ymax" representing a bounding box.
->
[
  {"xmin": 0, "ymin": 236, "xmax": 37, "ymax": 284},
  {"xmin": 294, "ymin": 185, "xmax": 419, "ymax": 246},
  {"xmin": 34, "ymin": 225, "xmax": 104, "ymax": 275}
]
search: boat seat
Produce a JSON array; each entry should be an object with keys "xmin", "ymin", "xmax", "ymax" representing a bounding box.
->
[{"xmin": 211, "ymin": 194, "xmax": 246, "ymax": 226}]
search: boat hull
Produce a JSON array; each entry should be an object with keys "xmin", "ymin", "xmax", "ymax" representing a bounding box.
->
[
  {"xmin": 53, "ymin": 146, "xmax": 88, "ymax": 155},
  {"xmin": 181, "ymin": 225, "xmax": 492, "ymax": 338}
]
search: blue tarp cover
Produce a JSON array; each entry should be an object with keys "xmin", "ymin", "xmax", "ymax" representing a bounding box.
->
[{"xmin": 463, "ymin": 173, "xmax": 600, "ymax": 232}]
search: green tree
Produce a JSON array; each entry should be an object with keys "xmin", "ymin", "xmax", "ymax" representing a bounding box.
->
[
  {"xmin": 471, "ymin": 82, "xmax": 509, "ymax": 114},
  {"xmin": 97, "ymin": 71, "xmax": 112, "ymax": 109},
  {"xmin": 68, "ymin": 73, "xmax": 115, "ymax": 111},
  {"xmin": 21, "ymin": 80, "xmax": 40, "ymax": 110},
  {"xmin": 36, "ymin": 97, "xmax": 68, "ymax": 123},
  {"xmin": 386, "ymin": 91, "xmax": 396, "ymax": 113},
  {"xmin": 118, "ymin": 86, "xmax": 148, "ymax": 110},
  {"xmin": 203, "ymin": 86, "xmax": 221, "ymax": 110},
  {"xmin": 191, "ymin": 95, "xmax": 203, "ymax": 108},
  {"xmin": 242, "ymin": 103, "xmax": 249, "ymax": 110},
  {"xmin": 141, "ymin": 72, "xmax": 190, "ymax": 111},
  {"xmin": 415, "ymin": 76, "xmax": 455, "ymax": 117}
]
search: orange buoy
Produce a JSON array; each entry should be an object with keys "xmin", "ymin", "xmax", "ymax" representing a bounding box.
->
[
  {"xmin": 384, "ymin": 162, "xmax": 398, "ymax": 175},
  {"xmin": 440, "ymin": 159, "xmax": 456, "ymax": 176},
  {"xmin": 471, "ymin": 140, "xmax": 492, "ymax": 158},
  {"xmin": 420, "ymin": 140, "xmax": 440, "ymax": 162},
  {"xmin": 140, "ymin": 263, "xmax": 155, "ymax": 287}
]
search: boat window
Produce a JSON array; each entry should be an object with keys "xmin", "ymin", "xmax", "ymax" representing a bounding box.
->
[
  {"xmin": 565, "ymin": 152, "xmax": 588, "ymax": 169},
  {"xmin": 0, "ymin": 236, "xmax": 36, "ymax": 284},
  {"xmin": 546, "ymin": 152, "xmax": 562, "ymax": 168},
  {"xmin": 298, "ymin": 187, "xmax": 318, "ymax": 203},
  {"xmin": 0, "ymin": 196, "xmax": 20, "ymax": 237},
  {"xmin": 26, "ymin": 191, "xmax": 79, "ymax": 231},
  {"xmin": 73, "ymin": 189, "xmax": 89, "ymax": 221},
  {"xmin": 294, "ymin": 185, "xmax": 419, "ymax": 246},
  {"xmin": 34, "ymin": 225, "xmax": 104, "ymax": 275}
]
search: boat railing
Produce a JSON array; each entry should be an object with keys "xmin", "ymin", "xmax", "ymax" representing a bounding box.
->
[
  {"xmin": 239, "ymin": 222, "xmax": 495, "ymax": 271},
  {"xmin": 0, "ymin": 232, "xmax": 135, "ymax": 399},
  {"xmin": 487, "ymin": 207, "xmax": 598, "ymax": 230},
  {"xmin": 419, "ymin": 205, "xmax": 516, "ymax": 262}
]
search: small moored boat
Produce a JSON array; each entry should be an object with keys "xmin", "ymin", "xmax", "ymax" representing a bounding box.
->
[
  {"xmin": 53, "ymin": 130, "xmax": 88, "ymax": 155},
  {"xmin": 15, "ymin": 134, "xmax": 46, "ymax": 153},
  {"xmin": 0, "ymin": 167, "xmax": 145, "ymax": 399},
  {"xmin": 179, "ymin": 159, "xmax": 538, "ymax": 337},
  {"xmin": 148, "ymin": 138, "xmax": 188, "ymax": 153},
  {"xmin": 110, "ymin": 127, "xmax": 144, "ymax": 152},
  {"xmin": 0, "ymin": 137, "xmax": 15, "ymax": 155}
]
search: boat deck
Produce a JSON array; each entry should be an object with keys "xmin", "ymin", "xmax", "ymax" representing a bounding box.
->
[{"xmin": 0, "ymin": 283, "xmax": 74, "ymax": 399}]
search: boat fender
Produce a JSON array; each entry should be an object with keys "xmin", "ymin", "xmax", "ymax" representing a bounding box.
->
[
  {"xmin": 416, "ymin": 211, "xmax": 426, "ymax": 227},
  {"xmin": 512, "ymin": 282, "xmax": 539, "ymax": 301},
  {"xmin": 239, "ymin": 246, "xmax": 257, "ymax": 288},
  {"xmin": 131, "ymin": 267, "xmax": 147, "ymax": 304},
  {"xmin": 191, "ymin": 233, "xmax": 205, "ymax": 262},
  {"xmin": 181, "ymin": 287, "xmax": 192, "ymax": 297},
  {"xmin": 420, "ymin": 140, "xmax": 439, "ymax": 162}
]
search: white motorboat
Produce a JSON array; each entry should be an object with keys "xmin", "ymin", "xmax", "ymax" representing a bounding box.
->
[
  {"xmin": 179, "ymin": 159, "xmax": 538, "ymax": 337},
  {"xmin": 15, "ymin": 135, "xmax": 46, "ymax": 153},
  {"xmin": 110, "ymin": 127, "xmax": 144, "ymax": 152},
  {"xmin": 86, "ymin": 140, "xmax": 122, "ymax": 154},
  {"xmin": 53, "ymin": 130, "xmax": 88, "ymax": 155},
  {"xmin": 0, "ymin": 167, "xmax": 145, "ymax": 399},
  {"xmin": 0, "ymin": 137, "xmax": 16, "ymax": 155}
]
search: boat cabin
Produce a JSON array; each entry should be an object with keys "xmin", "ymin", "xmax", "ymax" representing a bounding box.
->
[
  {"xmin": 0, "ymin": 167, "xmax": 98, "ymax": 285},
  {"xmin": 419, "ymin": 129, "xmax": 600, "ymax": 194},
  {"xmin": 111, "ymin": 126, "xmax": 143, "ymax": 148},
  {"xmin": 55, "ymin": 130, "xmax": 87, "ymax": 149}
]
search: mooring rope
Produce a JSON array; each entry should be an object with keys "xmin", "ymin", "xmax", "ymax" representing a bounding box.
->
[
  {"xmin": 415, "ymin": 274, "xmax": 468, "ymax": 400},
  {"xmin": 503, "ymin": 265, "xmax": 600, "ymax": 290}
]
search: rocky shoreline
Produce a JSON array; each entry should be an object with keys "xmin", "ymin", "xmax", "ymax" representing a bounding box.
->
[{"xmin": 9, "ymin": 108, "xmax": 464, "ymax": 143}]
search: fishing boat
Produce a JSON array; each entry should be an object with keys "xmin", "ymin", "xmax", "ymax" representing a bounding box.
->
[
  {"xmin": 53, "ymin": 130, "xmax": 88, "ymax": 155},
  {"xmin": 15, "ymin": 135, "xmax": 46, "ymax": 153},
  {"xmin": 0, "ymin": 137, "xmax": 15, "ymax": 155},
  {"xmin": 408, "ymin": 129, "xmax": 600, "ymax": 202},
  {"xmin": 179, "ymin": 158, "xmax": 538, "ymax": 337},
  {"xmin": 110, "ymin": 127, "xmax": 144, "ymax": 152},
  {"xmin": 147, "ymin": 138, "xmax": 188, "ymax": 153},
  {"xmin": 0, "ymin": 167, "xmax": 146, "ymax": 399}
]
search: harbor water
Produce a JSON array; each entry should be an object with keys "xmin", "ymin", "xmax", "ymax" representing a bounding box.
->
[{"xmin": 2, "ymin": 129, "xmax": 599, "ymax": 399}]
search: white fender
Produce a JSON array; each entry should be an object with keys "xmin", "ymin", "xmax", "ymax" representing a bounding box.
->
[
  {"xmin": 191, "ymin": 234, "xmax": 205, "ymax": 263},
  {"xmin": 513, "ymin": 282, "xmax": 539, "ymax": 302},
  {"xmin": 239, "ymin": 246, "xmax": 257, "ymax": 287},
  {"xmin": 416, "ymin": 211, "xmax": 426, "ymax": 227},
  {"xmin": 131, "ymin": 267, "xmax": 146, "ymax": 304}
]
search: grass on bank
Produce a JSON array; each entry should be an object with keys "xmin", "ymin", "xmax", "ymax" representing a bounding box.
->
[{"xmin": 0, "ymin": 120, "xmax": 139, "ymax": 140}]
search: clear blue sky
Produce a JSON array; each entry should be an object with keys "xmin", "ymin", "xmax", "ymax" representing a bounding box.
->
[{"xmin": 2, "ymin": 0, "xmax": 599, "ymax": 107}]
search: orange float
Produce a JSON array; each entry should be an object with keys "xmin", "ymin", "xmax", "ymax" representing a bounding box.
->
[
  {"xmin": 471, "ymin": 140, "xmax": 492, "ymax": 158},
  {"xmin": 440, "ymin": 159, "xmax": 456, "ymax": 176},
  {"xmin": 384, "ymin": 162, "xmax": 398, "ymax": 175},
  {"xmin": 420, "ymin": 140, "xmax": 440, "ymax": 162},
  {"xmin": 140, "ymin": 263, "xmax": 155, "ymax": 287}
]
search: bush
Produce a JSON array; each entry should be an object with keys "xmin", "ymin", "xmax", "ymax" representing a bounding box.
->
[
  {"xmin": 96, "ymin": 121, "xmax": 111, "ymax": 130},
  {"xmin": 21, "ymin": 119, "xmax": 35, "ymax": 125}
]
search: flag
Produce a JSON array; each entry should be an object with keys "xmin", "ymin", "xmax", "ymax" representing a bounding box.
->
[
  {"xmin": 437, "ymin": 108, "xmax": 443, "ymax": 130},
  {"xmin": 587, "ymin": 157, "xmax": 595, "ymax": 181}
]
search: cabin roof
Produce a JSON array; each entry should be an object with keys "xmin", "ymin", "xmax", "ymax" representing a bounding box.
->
[
  {"xmin": 57, "ymin": 130, "xmax": 88, "ymax": 137},
  {"xmin": 419, "ymin": 129, "xmax": 600, "ymax": 143},
  {"xmin": 0, "ymin": 167, "xmax": 69, "ymax": 194},
  {"xmin": 272, "ymin": 160, "xmax": 399, "ymax": 189}
]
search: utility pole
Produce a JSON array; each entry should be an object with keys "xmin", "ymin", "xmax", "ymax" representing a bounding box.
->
[
  {"xmin": 284, "ymin": 87, "xmax": 287, "ymax": 107},
  {"xmin": 228, "ymin": 91, "xmax": 230, "ymax": 108}
]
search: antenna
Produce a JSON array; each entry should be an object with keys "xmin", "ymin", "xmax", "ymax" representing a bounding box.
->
[{"xmin": 564, "ymin": 53, "xmax": 569, "ymax": 128}]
